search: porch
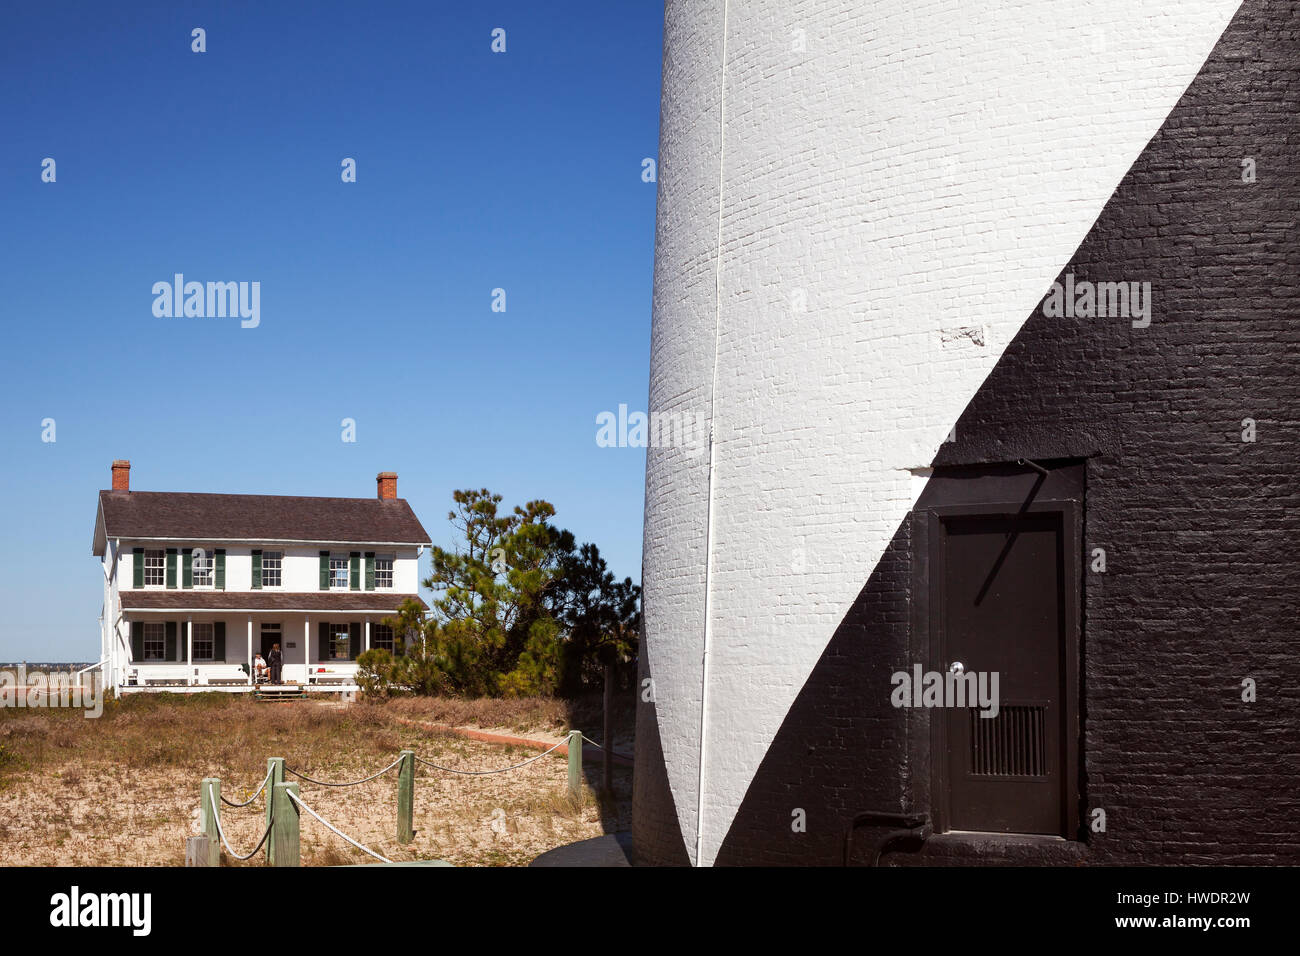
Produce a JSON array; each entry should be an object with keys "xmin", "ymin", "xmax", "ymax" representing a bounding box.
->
[
  {"xmin": 119, "ymin": 665, "xmax": 360, "ymax": 694},
  {"xmin": 116, "ymin": 607, "xmax": 407, "ymax": 694}
]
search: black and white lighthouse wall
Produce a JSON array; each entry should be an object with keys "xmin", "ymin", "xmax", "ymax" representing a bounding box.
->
[{"xmin": 635, "ymin": 0, "xmax": 1299, "ymax": 866}]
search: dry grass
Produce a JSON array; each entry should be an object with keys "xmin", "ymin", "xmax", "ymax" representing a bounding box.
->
[
  {"xmin": 382, "ymin": 690, "xmax": 637, "ymax": 755},
  {"xmin": 0, "ymin": 694, "xmax": 631, "ymax": 867},
  {"xmin": 381, "ymin": 696, "xmax": 570, "ymax": 735}
]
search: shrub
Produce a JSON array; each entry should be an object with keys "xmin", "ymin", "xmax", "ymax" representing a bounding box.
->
[{"xmin": 356, "ymin": 648, "xmax": 398, "ymax": 700}]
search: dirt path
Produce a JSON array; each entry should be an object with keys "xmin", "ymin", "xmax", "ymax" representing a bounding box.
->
[{"xmin": 393, "ymin": 716, "xmax": 634, "ymax": 765}]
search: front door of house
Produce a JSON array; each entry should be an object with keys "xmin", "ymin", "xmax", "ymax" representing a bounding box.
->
[{"xmin": 260, "ymin": 624, "xmax": 281, "ymax": 661}]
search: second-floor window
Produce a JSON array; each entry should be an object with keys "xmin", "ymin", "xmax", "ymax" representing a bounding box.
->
[
  {"xmin": 330, "ymin": 555, "xmax": 349, "ymax": 589},
  {"xmin": 143, "ymin": 622, "xmax": 165, "ymax": 660},
  {"xmin": 192, "ymin": 623, "xmax": 214, "ymax": 661},
  {"xmin": 193, "ymin": 550, "xmax": 214, "ymax": 588},
  {"xmin": 262, "ymin": 551, "xmax": 283, "ymax": 588},
  {"xmin": 143, "ymin": 549, "xmax": 165, "ymax": 587},
  {"xmin": 374, "ymin": 555, "xmax": 394, "ymax": 589}
]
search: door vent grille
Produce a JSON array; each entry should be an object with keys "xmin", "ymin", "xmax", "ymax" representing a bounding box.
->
[{"xmin": 969, "ymin": 705, "xmax": 1046, "ymax": 776}]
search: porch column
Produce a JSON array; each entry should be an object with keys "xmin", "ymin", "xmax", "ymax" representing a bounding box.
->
[
  {"xmin": 247, "ymin": 619, "xmax": 253, "ymax": 686},
  {"xmin": 304, "ymin": 617, "xmax": 310, "ymax": 684},
  {"xmin": 364, "ymin": 618, "xmax": 370, "ymax": 653},
  {"xmin": 186, "ymin": 618, "xmax": 193, "ymax": 687}
]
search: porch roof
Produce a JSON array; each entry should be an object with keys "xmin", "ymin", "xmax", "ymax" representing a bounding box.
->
[{"xmin": 120, "ymin": 592, "xmax": 426, "ymax": 613}]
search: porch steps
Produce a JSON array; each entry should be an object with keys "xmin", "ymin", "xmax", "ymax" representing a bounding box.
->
[{"xmin": 254, "ymin": 684, "xmax": 307, "ymax": 701}]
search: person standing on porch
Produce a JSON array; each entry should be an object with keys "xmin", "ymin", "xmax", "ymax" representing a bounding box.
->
[{"xmin": 268, "ymin": 643, "xmax": 283, "ymax": 684}]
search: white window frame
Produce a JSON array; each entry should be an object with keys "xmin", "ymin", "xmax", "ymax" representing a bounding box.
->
[
  {"xmin": 261, "ymin": 551, "xmax": 283, "ymax": 589},
  {"xmin": 142, "ymin": 622, "xmax": 165, "ymax": 660},
  {"xmin": 374, "ymin": 554, "xmax": 394, "ymax": 590},
  {"xmin": 329, "ymin": 554, "xmax": 349, "ymax": 590},
  {"xmin": 192, "ymin": 549, "xmax": 215, "ymax": 589},
  {"xmin": 143, "ymin": 549, "xmax": 166, "ymax": 588},
  {"xmin": 192, "ymin": 622, "xmax": 215, "ymax": 662}
]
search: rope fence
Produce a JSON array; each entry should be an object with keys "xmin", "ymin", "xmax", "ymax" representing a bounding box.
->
[
  {"xmin": 219, "ymin": 766, "xmax": 274, "ymax": 808},
  {"xmin": 286, "ymin": 789, "xmax": 393, "ymax": 864},
  {"xmin": 412, "ymin": 737, "xmax": 567, "ymax": 775},
  {"xmin": 209, "ymin": 787, "xmax": 275, "ymax": 861},
  {"xmin": 283, "ymin": 753, "xmax": 405, "ymax": 787},
  {"xmin": 189, "ymin": 727, "xmax": 614, "ymax": 867},
  {"xmin": 579, "ymin": 733, "xmax": 633, "ymax": 760}
]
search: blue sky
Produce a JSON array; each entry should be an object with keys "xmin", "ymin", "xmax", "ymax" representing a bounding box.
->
[{"xmin": 0, "ymin": 1, "xmax": 664, "ymax": 661}]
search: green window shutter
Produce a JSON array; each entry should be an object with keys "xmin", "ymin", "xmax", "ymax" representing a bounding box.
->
[
  {"xmin": 213, "ymin": 622, "xmax": 226, "ymax": 661},
  {"xmin": 251, "ymin": 550, "xmax": 262, "ymax": 590},
  {"xmin": 182, "ymin": 549, "xmax": 193, "ymax": 589},
  {"xmin": 130, "ymin": 622, "xmax": 143, "ymax": 661},
  {"xmin": 349, "ymin": 621, "xmax": 362, "ymax": 660},
  {"xmin": 166, "ymin": 549, "xmax": 177, "ymax": 589},
  {"xmin": 214, "ymin": 549, "xmax": 226, "ymax": 590},
  {"xmin": 349, "ymin": 552, "xmax": 361, "ymax": 591},
  {"xmin": 364, "ymin": 553, "xmax": 375, "ymax": 591},
  {"xmin": 165, "ymin": 621, "xmax": 178, "ymax": 661},
  {"xmin": 318, "ymin": 622, "xmax": 330, "ymax": 661},
  {"xmin": 132, "ymin": 548, "xmax": 144, "ymax": 588},
  {"xmin": 319, "ymin": 552, "xmax": 330, "ymax": 590}
]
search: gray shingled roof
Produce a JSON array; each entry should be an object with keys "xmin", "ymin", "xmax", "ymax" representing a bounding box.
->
[
  {"xmin": 120, "ymin": 592, "xmax": 427, "ymax": 612},
  {"xmin": 94, "ymin": 490, "xmax": 431, "ymax": 554}
]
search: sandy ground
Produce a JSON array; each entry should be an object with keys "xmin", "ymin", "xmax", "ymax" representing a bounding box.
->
[{"xmin": 0, "ymin": 702, "xmax": 630, "ymax": 867}]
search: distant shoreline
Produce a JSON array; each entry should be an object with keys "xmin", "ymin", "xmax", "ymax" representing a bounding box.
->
[{"xmin": 1, "ymin": 662, "xmax": 94, "ymax": 670}]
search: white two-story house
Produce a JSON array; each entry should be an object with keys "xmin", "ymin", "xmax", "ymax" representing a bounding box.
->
[{"xmin": 91, "ymin": 461, "xmax": 431, "ymax": 694}]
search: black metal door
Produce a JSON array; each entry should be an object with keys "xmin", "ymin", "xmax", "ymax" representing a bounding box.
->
[{"xmin": 940, "ymin": 511, "xmax": 1066, "ymax": 835}]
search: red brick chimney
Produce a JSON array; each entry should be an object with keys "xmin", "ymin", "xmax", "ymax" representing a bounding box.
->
[
  {"xmin": 377, "ymin": 471, "xmax": 397, "ymax": 500},
  {"xmin": 111, "ymin": 460, "xmax": 131, "ymax": 491}
]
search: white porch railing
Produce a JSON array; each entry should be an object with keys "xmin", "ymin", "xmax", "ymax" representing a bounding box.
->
[{"xmin": 120, "ymin": 661, "xmax": 359, "ymax": 691}]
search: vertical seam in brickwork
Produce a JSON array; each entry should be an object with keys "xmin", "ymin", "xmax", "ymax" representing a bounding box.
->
[{"xmin": 695, "ymin": 0, "xmax": 729, "ymax": 869}]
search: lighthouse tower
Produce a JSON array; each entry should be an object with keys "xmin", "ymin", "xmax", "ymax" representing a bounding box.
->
[{"xmin": 635, "ymin": 0, "xmax": 1299, "ymax": 866}]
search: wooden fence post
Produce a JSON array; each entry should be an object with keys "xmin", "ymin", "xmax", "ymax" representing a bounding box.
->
[
  {"xmin": 567, "ymin": 729, "xmax": 582, "ymax": 801},
  {"xmin": 185, "ymin": 835, "xmax": 212, "ymax": 867},
  {"xmin": 397, "ymin": 749, "xmax": 415, "ymax": 845},
  {"xmin": 200, "ymin": 777, "xmax": 221, "ymax": 867},
  {"xmin": 266, "ymin": 757, "xmax": 284, "ymax": 865},
  {"xmin": 603, "ymin": 664, "xmax": 614, "ymax": 796},
  {"xmin": 271, "ymin": 781, "xmax": 300, "ymax": 867}
]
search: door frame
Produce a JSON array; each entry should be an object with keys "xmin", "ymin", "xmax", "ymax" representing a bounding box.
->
[
  {"xmin": 921, "ymin": 498, "xmax": 1082, "ymax": 838},
  {"xmin": 259, "ymin": 623, "xmax": 283, "ymax": 660}
]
